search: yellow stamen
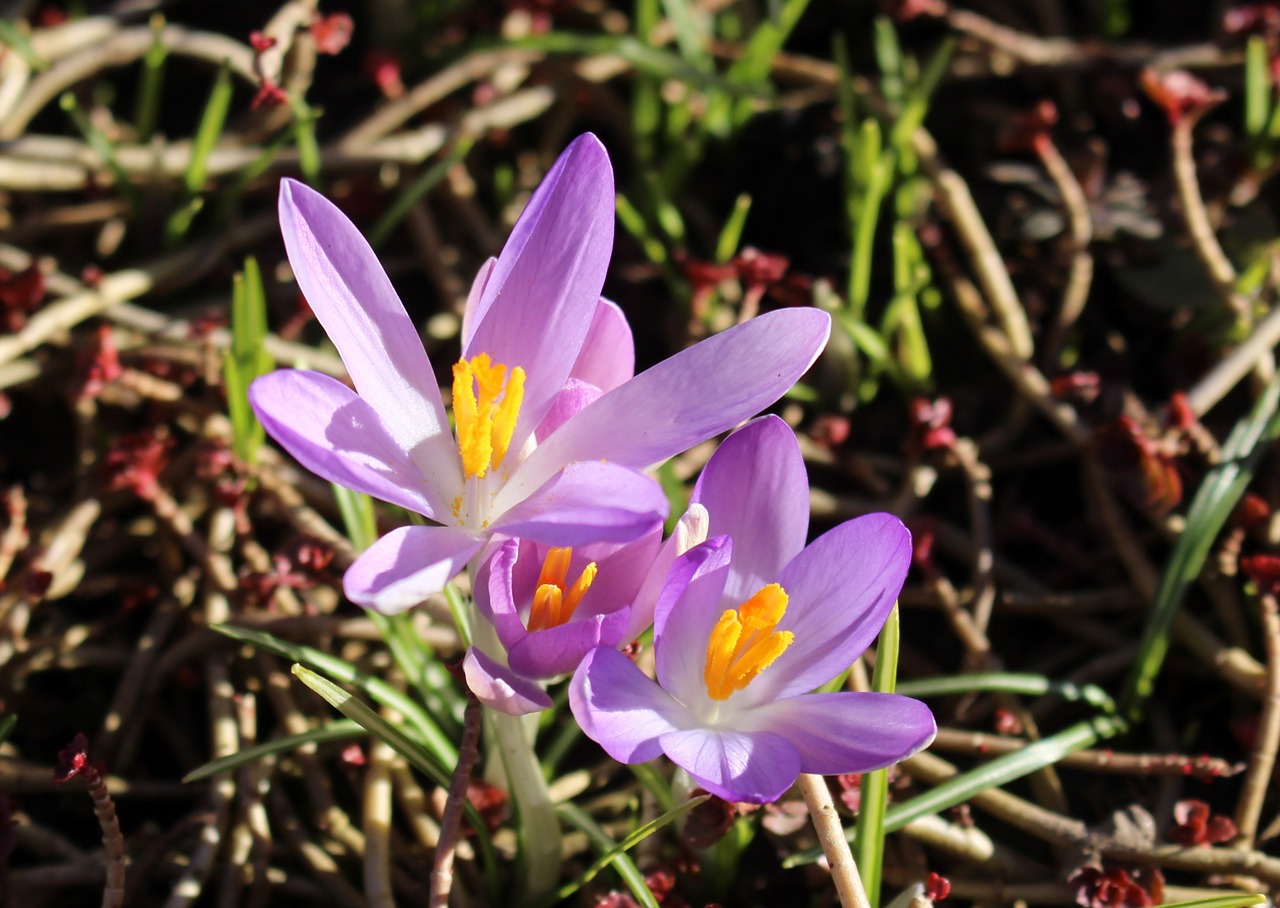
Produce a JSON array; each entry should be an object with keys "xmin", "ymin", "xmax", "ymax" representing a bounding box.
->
[
  {"xmin": 526, "ymin": 547, "xmax": 598, "ymax": 632},
  {"xmin": 452, "ymin": 353, "xmax": 525, "ymax": 479},
  {"xmin": 703, "ymin": 583, "xmax": 794, "ymax": 700}
]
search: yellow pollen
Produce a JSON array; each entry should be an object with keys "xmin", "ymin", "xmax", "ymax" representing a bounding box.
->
[
  {"xmin": 703, "ymin": 583, "xmax": 794, "ymax": 701},
  {"xmin": 452, "ymin": 353, "xmax": 525, "ymax": 479},
  {"xmin": 526, "ymin": 547, "xmax": 598, "ymax": 632}
]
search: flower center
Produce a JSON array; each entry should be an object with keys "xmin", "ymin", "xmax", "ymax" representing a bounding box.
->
[
  {"xmin": 703, "ymin": 583, "xmax": 794, "ymax": 701},
  {"xmin": 526, "ymin": 547, "xmax": 598, "ymax": 632},
  {"xmin": 452, "ymin": 353, "xmax": 525, "ymax": 480}
]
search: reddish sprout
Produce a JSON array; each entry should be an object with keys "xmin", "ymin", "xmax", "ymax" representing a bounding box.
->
[
  {"xmin": 311, "ymin": 12, "xmax": 354, "ymax": 55},
  {"xmin": 1168, "ymin": 799, "xmax": 1237, "ymax": 846},
  {"xmin": 925, "ymin": 872, "xmax": 952, "ymax": 902},
  {"xmin": 249, "ymin": 30, "xmax": 277, "ymax": 52},
  {"xmin": 1140, "ymin": 69, "xmax": 1227, "ymax": 126},
  {"xmin": 0, "ymin": 264, "xmax": 46, "ymax": 332},
  {"xmin": 998, "ymin": 100, "xmax": 1059, "ymax": 155},
  {"xmin": 1241, "ymin": 554, "xmax": 1280, "ymax": 595}
]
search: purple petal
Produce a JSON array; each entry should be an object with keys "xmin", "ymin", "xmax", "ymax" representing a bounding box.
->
[
  {"xmin": 460, "ymin": 256, "xmax": 497, "ymax": 350},
  {"xmin": 250, "ymin": 370, "xmax": 444, "ymax": 517},
  {"xmin": 463, "ymin": 648, "xmax": 552, "ymax": 715},
  {"xmin": 475, "ymin": 539, "xmax": 527, "ymax": 645},
  {"xmin": 658, "ymin": 728, "xmax": 800, "ymax": 804},
  {"xmin": 653, "ymin": 537, "xmax": 733, "ymax": 705},
  {"xmin": 535, "ymin": 378, "xmax": 603, "ymax": 442},
  {"xmin": 570, "ymin": 646, "xmax": 687, "ymax": 763},
  {"xmin": 278, "ymin": 180, "xmax": 459, "ymax": 489},
  {"xmin": 743, "ymin": 513, "xmax": 912, "ymax": 705},
  {"xmin": 491, "ymin": 461, "xmax": 667, "ymax": 546},
  {"xmin": 747, "ymin": 692, "xmax": 936, "ymax": 774},
  {"xmin": 343, "ymin": 525, "xmax": 485, "ymax": 613},
  {"xmin": 464, "ymin": 134, "xmax": 615, "ymax": 456},
  {"xmin": 507, "ymin": 607, "xmax": 631, "ymax": 679},
  {"xmin": 625, "ymin": 505, "xmax": 710, "ymax": 641},
  {"xmin": 574, "ymin": 524, "xmax": 663, "ymax": 620},
  {"xmin": 570, "ymin": 298, "xmax": 634, "ymax": 392},
  {"xmin": 511, "ymin": 308, "xmax": 832, "ymax": 496},
  {"xmin": 692, "ymin": 415, "xmax": 809, "ymax": 604}
]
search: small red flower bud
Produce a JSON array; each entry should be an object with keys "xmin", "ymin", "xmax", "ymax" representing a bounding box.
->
[
  {"xmin": 925, "ymin": 872, "xmax": 951, "ymax": 901},
  {"xmin": 311, "ymin": 13, "xmax": 354, "ymax": 55},
  {"xmin": 1141, "ymin": 69, "xmax": 1227, "ymax": 126}
]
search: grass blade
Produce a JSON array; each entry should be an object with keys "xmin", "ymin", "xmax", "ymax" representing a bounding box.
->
[
  {"xmin": 854, "ymin": 604, "xmax": 899, "ymax": 907},
  {"xmin": 896, "ymin": 672, "xmax": 1117, "ymax": 713},
  {"xmin": 291, "ymin": 663, "xmax": 499, "ymax": 895},
  {"xmin": 549, "ymin": 795, "xmax": 710, "ymax": 907},
  {"xmin": 555, "ymin": 802, "xmax": 661, "ymax": 908},
  {"xmin": 783, "ymin": 714, "xmax": 1125, "ymax": 868},
  {"xmin": 1122, "ymin": 376, "xmax": 1280, "ymax": 722},
  {"xmin": 1154, "ymin": 895, "xmax": 1265, "ymax": 908},
  {"xmin": 211, "ymin": 623, "xmax": 458, "ymax": 767},
  {"xmin": 183, "ymin": 720, "xmax": 362, "ymax": 782}
]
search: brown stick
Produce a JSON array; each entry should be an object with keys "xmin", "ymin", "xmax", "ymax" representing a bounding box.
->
[
  {"xmin": 1234, "ymin": 593, "xmax": 1280, "ymax": 847},
  {"xmin": 429, "ymin": 690, "xmax": 484, "ymax": 908},
  {"xmin": 799, "ymin": 774, "xmax": 871, "ymax": 908}
]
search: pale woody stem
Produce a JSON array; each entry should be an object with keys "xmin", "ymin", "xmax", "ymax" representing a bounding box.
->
[{"xmin": 799, "ymin": 773, "xmax": 871, "ymax": 908}]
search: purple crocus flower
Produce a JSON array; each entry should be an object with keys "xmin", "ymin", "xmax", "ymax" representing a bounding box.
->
[
  {"xmin": 249, "ymin": 135, "xmax": 831, "ymax": 614},
  {"xmin": 569, "ymin": 416, "xmax": 936, "ymax": 803},
  {"xmin": 463, "ymin": 507, "xmax": 709, "ymax": 715}
]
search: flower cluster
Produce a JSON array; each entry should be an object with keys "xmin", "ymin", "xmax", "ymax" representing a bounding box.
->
[{"xmin": 251, "ymin": 134, "xmax": 935, "ymax": 803}]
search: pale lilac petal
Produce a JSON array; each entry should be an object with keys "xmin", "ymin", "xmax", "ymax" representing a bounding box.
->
[
  {"xmin": 278, "ymin": 180, "xmax": 460, "ymax": 493},
  {"xmin": 570, "ymin": 646, "xmax": 688, "ymax": 763},
  {"xmin": 625, "ymin": 505, "xmax": 710, "ymax": 641},
  {"xmin": 465, "ymin": 135, "xmax": 615, "ymax": 455},
  {"xmin": 570, "ymin": 298, "xmax": 634, "ymax": 392},
  {"xmin": 507, "ymin": 607, "xmax": 631, "ymax": 679},
  {"xmin": 510, "ymin": 308, "xmax": 832, "ymax": 498},
  {"xmin": 535, "ymin": 379, "xmax": 603, "ymax": 442},
  {"xmin": 464, "ymin": 648, "xmax": 552, "ymax": 715},
  {"xmin": 746, "ymin": 692, "xmax": 936, "ymax": 774},
  {"xmin": 460, "ymin": 256, "xmax": 497, "ymax": 349},
  {"xmin": 693, "ymin": 415, "xmax": 808, "ymax": 604},
  {"xmin": 343, "ymin": 525, "xmax": 485, "ymax": 613},
  {"xmin": 574, "ymin": 524, "xmax": 663, "ymax": 621},
  {"xmin": 249, "ymin": 371, "xmax": 443, "ymax": 517},
  {"xmin": 743, "ymin": 514, "xmax": 911, "ymax": 705},
  {"xmin": 653, "ymin": 537, "xmax": 732, "ymax": 706},
  {"xmin": 658, "ymin": 728, "xmax": 800, "ymax": 804},
  {"xmin": 491, "ymin": 461, "xmax": 667, "ymax": 546},
  {"xmin": 476, "ymin": 539, "xmax": 527, "ymax": 646}
]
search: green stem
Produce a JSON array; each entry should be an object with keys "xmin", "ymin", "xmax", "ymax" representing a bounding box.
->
[
  {"xmin": 490, "ymin": 709, "xmax": 562, "ymax": 904},
  {"xmin": 468, "ymin": 581, "xmax": 561, "ymax": 904}
]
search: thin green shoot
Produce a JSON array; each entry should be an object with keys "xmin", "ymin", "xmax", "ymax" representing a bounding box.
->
[
  {"xmin": 854, "ymin": 604, "xmax": 899, "ymax": 907},
  {"xmin": 183, "ymin": 720, "xmax": 362, "ymax": 782}
]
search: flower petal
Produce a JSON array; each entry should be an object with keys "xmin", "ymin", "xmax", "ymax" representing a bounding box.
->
[
  {"xmin": 475, "ymin": 538, "xmax": 527, "ymax": 645},
  {"xmin": 250, "ymin": 370, "xmax": 446, "ymax": 517},
  {"xmin": 460, "ymin": 256, "xmax": 497, "ymax": 350},
  {"xmin": 693, "ymin": 415, "xmax": 809, "ymax": 604},
  {"xmin": 465, "ymin": 134, "xmax": 615, "ymax": 455},
  {"xmin": 278, "ymin": 179, "xmax": 460, "ymax": 493},
  {"xmin": 343, "ymin": 525, "xmax": 485, "ymax": 613},
  {"xmin": 743, "ymin": 513, "xmax": 911, "ymax": 705},
  {"xmin": 653, "ymin": 536, "xmax": 732, "ymax": 706},
  {"xmin": 464, "ymin": 647, "xmax": 552, "ymax": 715},
  {"xmin": 658, "ymin": 728, "xmax": 800, "ymax": 804},
  {"xmin": 510, "ymin": 308, "xmax": 832, "ymax": 498},
  {"xmin": 625, "ymin": 505, "xmax": 710, "ymax": 641},
  {"xmin": 570, "ymin": 298, "xmax": 634, "ymax": 392},
  {"xmin": 570, "ymin": 646, "xmax": 687, "ymax": 763},
  {"xmin": 507, "ymin": 607, "xmax": 631, "ymax": 679},
  {"xmin": 491, "ymin": 461, "xmax": 667, "ymax": 546},
  {"xmin": 535, "ymin": 378, "xmax": 603, "ymax": 442},
  {"xmin": 746, "ymin": 692, "xmax": 936, "ymax": 774}
]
